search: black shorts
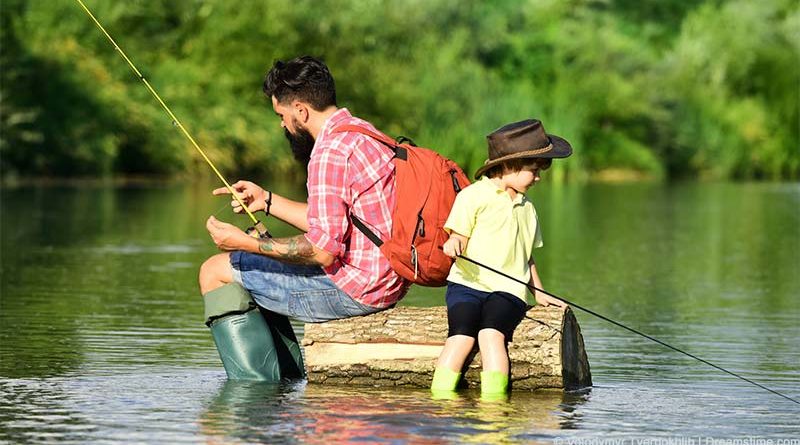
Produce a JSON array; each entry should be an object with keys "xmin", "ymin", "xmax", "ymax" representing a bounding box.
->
[{"xmin": 444, "ymin": 282, "xmax": 528, "ymax": 341}]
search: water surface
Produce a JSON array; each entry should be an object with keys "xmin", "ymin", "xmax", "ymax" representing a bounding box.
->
[{"xmin": 1, "ymin": 180, "xmax": 798, "ymax": 443}]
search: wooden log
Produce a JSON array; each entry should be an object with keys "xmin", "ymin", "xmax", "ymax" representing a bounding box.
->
[{"xmin": 302, "ymin": 306, "xmax": 592, "ymax": 390}]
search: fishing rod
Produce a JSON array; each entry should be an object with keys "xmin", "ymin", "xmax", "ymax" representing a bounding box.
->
[
  {"xmin": 75, "ymin": 0, "xmax": 269, "ymax": 239},
  {"xmin": 456, "ymin": 254, "xmax": 800, "ymax": 405}
]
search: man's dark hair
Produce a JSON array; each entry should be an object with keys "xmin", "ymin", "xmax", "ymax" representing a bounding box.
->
[{"xmin": 263, "ymin": 56, "xmax": 337, "ymax": 111}]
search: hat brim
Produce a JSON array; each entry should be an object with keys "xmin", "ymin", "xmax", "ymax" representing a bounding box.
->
[{"xmin": 474, "ymin": 134, "xmax": 572, "ymax": 179}]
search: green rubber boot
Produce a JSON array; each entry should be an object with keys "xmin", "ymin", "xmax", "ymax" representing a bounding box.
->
[
  {"xmin": 480, "ymin": 370, "xmax": 509, "ymax": 395},
  {"xmin": 204, "ymin": 283, "xmax": 280, "ymax": 381},
  {"xmin": 259, "ymin": 308, "xmax": 305, "ymax": 379}
]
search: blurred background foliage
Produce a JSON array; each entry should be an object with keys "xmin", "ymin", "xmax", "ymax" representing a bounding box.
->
[{"xmin": 1, "ymin": 0, "xmax": 798, "ymax": 181}]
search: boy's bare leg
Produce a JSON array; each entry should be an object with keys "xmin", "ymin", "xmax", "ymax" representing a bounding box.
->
[
  {"xmin": 477, "ymin": 328, "xmax": 509, "ymax": 374},
  {"xmin": 432, "ymin": 335, "xmax": 475, "ymax": 391},
  {"xmin": 478, "ymin": 328, "xmax": 510, "ymax": 394},
  {"xmin": 436, "ymin": 335, "xmax": 475, "ymax": 371}
]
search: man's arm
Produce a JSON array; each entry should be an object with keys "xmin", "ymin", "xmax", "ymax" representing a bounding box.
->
[
  {"xmin": 268, "ymin": 195, "xmax": 309, "ymax": 232},
  {"xmin": 257, "ymin": 235, "xmax": 334, "ymax": 266},
  {"xmin": 206, "ymin": 216, "xmax": 335, "ymax": 267}
]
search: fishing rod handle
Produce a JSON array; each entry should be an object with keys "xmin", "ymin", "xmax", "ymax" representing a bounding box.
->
[{"xmin": 246, "ymin": 221, "xmax": 272, "ymax": 239}]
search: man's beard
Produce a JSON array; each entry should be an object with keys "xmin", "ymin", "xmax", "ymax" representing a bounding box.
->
[{"xmin": 284, "ymin": 123, "xmax": 316, "ymax": 167}]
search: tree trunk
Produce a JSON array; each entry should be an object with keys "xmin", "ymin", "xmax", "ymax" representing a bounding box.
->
[{"xmin": 302, "ymin": 306, "xmax": 591, "ymax": 390}]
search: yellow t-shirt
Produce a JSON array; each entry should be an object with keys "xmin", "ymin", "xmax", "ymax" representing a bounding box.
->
[{"xmin": 444, "ymin": 176, "xmax": 543, "ymax": 301}]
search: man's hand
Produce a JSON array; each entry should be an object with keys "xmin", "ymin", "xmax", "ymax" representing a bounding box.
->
[
  {"xmin": 534, "ymin": 291, "xmax": 567, "ymax": 309},
  {"xmin": 212, "ymin": 180, "xmax": 267, "ymax": 214},
  {"xmin": 206, "ymin": 216, "xmax": 256, "ymax": 251},
  {"xmin": 442, "ymin": 233, "xmax": 467, "ymax": 258}
]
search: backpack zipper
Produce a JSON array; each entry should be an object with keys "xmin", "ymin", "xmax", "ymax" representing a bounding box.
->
[
  {"xmin": 410, "ymin": 212, "xmax": 424, "ymax": 281},
  {"xmin": 450, "ymin": 169, "xmax": 462, "ymax": 192},
  {"xmin": 410, "ymin": 212, "xmax": 425, "ymax": 244}
]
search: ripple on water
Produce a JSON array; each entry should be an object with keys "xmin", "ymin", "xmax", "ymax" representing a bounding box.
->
[
  {"xmin": 2, "ymin": 181, "xmax": 799, "ymax": 443},
  {"xmin": 1, "ymin": 372, "xmax": 587, "ymax": 444},
  {"xmin": 88, "ymin": 243, "xmax": 200, "ymax": 255}
]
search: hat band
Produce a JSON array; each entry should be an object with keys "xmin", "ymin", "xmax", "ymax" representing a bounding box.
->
[{"xmin": 482, "ymin": 143, "xmax": 553, "ymax": 165}]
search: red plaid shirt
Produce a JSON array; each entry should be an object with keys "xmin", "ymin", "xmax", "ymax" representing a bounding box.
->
[{"xmin": 304, "ymin": 109, "xmax": 410, "ymax": 308}]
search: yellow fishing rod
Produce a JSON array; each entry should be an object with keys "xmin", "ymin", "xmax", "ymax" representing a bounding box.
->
[{"xmin": 75, "ymin": 0, "xmax": 269, "ymax": 239}]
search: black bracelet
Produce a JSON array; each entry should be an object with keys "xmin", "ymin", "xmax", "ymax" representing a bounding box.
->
[{"xmin": 265, "ymin": 190, "xmax": 273, "ymax": 217}]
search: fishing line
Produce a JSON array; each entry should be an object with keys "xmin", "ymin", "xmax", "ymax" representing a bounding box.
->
[
  {"xmin": 456, "ymin": 254, "xmax": 800, "ymax": 405},
  {"xmin": 74, "ymin": 0, "xmax": 268, "ymax": 238},
  {"xmin": 213, "ymin": 201, "xmax": 232, "ymax": 218}
]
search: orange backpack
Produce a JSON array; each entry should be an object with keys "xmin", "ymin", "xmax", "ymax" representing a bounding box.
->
[{"xmin": 332, "ymin": 125, "xmax": 471, "ymax": 287}]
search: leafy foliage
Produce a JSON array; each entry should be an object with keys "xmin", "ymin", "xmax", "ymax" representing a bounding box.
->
[{"xmin": 1, "ymin": 0, "xmax": 797, "ymax": 180}]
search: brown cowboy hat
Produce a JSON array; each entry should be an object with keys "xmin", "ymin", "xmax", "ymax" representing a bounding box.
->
[{"xmin": 474, "ymin": 119, "xmax": 572, "ymax": 179}]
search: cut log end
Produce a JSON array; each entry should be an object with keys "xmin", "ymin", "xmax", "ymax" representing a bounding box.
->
[{"xmin": 303, "ymin": 306, "xmax": 591, "ymax": 391}]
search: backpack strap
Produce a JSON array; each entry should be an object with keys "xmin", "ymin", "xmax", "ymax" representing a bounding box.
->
[
  {"xmin": 332, "ymin": 125, "xmax": 408, "ymax": 161},
  {"xmin": 351, "ymin": 215, "xmax": 383, "ymax": 247},
  {"xmin": 330, "ymin": 124, "xmax": 392, "ymax": 247}
]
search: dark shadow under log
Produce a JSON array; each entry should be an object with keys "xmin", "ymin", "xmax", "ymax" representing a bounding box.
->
[{"xmin": 302, "ymin": 306, "xmax": 591, "ymax": 390}]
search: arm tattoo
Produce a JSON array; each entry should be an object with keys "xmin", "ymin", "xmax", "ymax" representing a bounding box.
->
[{"xmin": 258, "ymin": 235, "xmax": 318, "ymax": 265}]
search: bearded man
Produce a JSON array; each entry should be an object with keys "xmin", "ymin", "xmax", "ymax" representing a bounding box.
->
[{"xmin": 198, "ymin": 56, "xmax": 409, "ymax": 380}]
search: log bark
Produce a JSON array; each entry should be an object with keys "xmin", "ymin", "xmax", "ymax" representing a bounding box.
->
[{"xmin": 302, "ymin": 306, "xmax": 591, "ymax": 390}]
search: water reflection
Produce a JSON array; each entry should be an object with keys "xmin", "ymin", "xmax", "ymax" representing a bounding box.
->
[
  {"xmin": 2, "ymin": 181, "xmax": 798, "ymax": 442},
  {"xmin": 199, "ymin": 381, "xmax": 588, "ymax": 444},
  {"xmin": 199, "ymin": 380, "xmax": 285, "ymax": 444}
]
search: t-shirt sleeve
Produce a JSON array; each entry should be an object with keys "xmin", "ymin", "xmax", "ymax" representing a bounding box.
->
[
  {"xmin": 305, "ymin": 142, "xmax": 349, "ymax": 257},
  {"xmin": 444, "ymin": 187, "xmax": 479, "ymax": 238},
  {"xmin": 532, "ymin": 206, "xmax": 543, "ymax": 251}
]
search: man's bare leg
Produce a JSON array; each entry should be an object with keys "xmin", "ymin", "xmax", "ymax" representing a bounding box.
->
[
  {"xmin": 199, "ymin": 252, "xmax": 234, "ymax": 294},
  {"xmin": 200, "ymin": 251, "xmax": 286, "ymax": 381}
]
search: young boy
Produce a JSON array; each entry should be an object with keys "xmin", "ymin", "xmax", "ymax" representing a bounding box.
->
[{"xmin": 431, "ymin": 119, "xmax": 571, "ymax": 395}]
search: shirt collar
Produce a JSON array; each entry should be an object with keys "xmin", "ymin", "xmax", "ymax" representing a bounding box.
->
[{"xmin": 319, "ymin": 108, "xmax": 352, "ymax": 138}]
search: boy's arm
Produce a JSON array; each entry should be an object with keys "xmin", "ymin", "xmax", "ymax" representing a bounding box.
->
[
  {"xmin": 443, "ymin": 231, "xmax": 469, "ymax": 258},
  {"xmin": 529, "ymin": 258, "xmax": 567, "ymax": 308}
]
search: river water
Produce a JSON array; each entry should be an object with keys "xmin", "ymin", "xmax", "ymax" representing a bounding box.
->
[{"xmin": 1, "ymin": 180, "xmax": 798, "ymax": 443}]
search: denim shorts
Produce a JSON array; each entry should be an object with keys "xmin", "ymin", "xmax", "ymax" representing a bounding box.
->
[
  {"xmin": 445, "ymin": 282, "xmax": 528, "ymax": 341},
  {"xmin": 230, "ymin": 251, "xmax": 382, "ymax": 323}
]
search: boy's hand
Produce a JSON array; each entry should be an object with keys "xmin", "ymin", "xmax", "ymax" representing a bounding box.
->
[
  {"xmin": 535, "ymin": 291, "xmax": 567, "ymax": 309},
  {"xmin": 442, "ymin": 236, "xmax": 464, "ymax": 258}
]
